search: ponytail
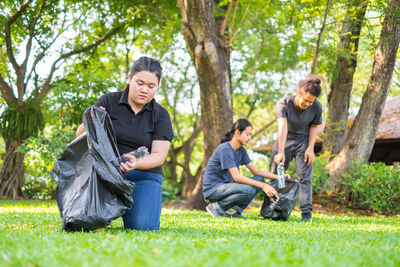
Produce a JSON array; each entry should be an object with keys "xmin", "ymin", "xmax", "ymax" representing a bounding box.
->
[
  {"xmin": 220, "ymin": 118, "xmax": 252, "ymax": 144},
  {"xmin": 220, "ymin": 130, "xmax": 235, "ymax": 143}
]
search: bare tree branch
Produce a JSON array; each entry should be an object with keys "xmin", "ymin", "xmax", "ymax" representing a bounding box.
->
[
  {"xmin": 0, "ymin": 74, "xmax": 16, "ymax": 104},
  {"xmin": 26, "ymin": 12, "xmax": 70, "ymax": 85},
  {"xmin": 219, "ymin": 0, "xmax": 233, "ymax": 37},
  {"xmin": 229, "ymin": 0, "xmax": 240, "ymax": 41},
  {"xmin": 311, "ymin": 0, "xmax": 330, "ymax": 74},
  {"xmin": 246, "ymin": 96, "xmax": 259, "ymax": 118},
  {"xmin": 194, "ymin": 162, "xmax": 203, "ymax": 180},
  {"xmin": 172, "ymin": 114, "xmax": 202, "ymax": 153},
  {"xmin": 176, "ymin": 162, "xmax": 190, "ymax": 173},
  {"xmin": 124, "ymin": 34, "xmax": 136, "ymax": 75},
  {"xmin": 252, "ymin": 119, "xmax": 276, "ymax": 139},
  {"xmin": 231, "ymin": 3, "xmax": 249, "ymax": 43},
  {"xmin": 36, "ymin": 24, "xmax": 123, "ymax": 103},
  {"xmin": 19, "ymin": 2, "xmax": 46, "ymax": 101},
  {"xmin": 4, "ymin": 0, "xmax": 32, "ymax": 73}
]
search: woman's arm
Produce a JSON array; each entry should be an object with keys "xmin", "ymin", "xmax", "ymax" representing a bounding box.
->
[
  {"xmin": 304, "ymin": 124, "xmax": 318, "ymax": 166},
  {"xmin": 247, "ymin": 162, "xmax": 290, "ymax": 180},
  {"xmin": 76, "ymin": 124, "xmax": 85, "ymax": 137},
  {"xmin": 246, "ymin": 162, "xmax": 278, "ymax": 180},
  {"xmin": 120, "ymin": 140, "xmax": 171, "ymax": 172},
  {"xmin": 274, "ymin": 118, "xmax": 287, "ymax": 165},
  {"xmin": 229, "ymin": 167, "xmax": 278, "ymax": 198}
]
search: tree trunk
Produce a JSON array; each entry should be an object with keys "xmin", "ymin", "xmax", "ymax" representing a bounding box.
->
[
  {"xmin": 324, "ymin": 0, "xmax": 367, "ymax": 154},
  {"xmin": 165, "ymin": 148, "xmax": 178, "ymax": 185},
  {"xmin": 181, "ymin": 122, "xmax": 202, "ymax": 199},
  {"xmin": 181, "ymin": 171, "xmax": 198, "ymax": 199},
  {"xmin": 178, "ymin": 0, "xmax": 233, "ymax": 210},
  {"xmin": 185, "ymin": 169, "xmax": 208, "ymax": 211},
  {"xmin": 327, "ymin": 0, "xmax": 400, "ymax": 191},
  {"xmin": 0, "ymin": 140, "xmax": 25, "ymax": 199}
]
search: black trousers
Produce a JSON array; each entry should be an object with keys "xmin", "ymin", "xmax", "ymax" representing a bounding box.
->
[{"xmin": 270, "ymin": 139, "xmax": 313, "ymax": 216}]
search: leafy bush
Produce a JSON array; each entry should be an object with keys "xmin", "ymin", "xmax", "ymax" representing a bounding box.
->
[
  {"xmin": 18, "ymin": 125, "xmax": 75, "ymax": 199},
  {"xmin": 22, "ymin": 175, "xmax": 57, "ymax": 199},
  {"xmin": 310, "ymin": 153, "xmax": 330, "ymax": 194},
  {"xmin": 340, "ymin": 161, "xmax": 400, "ymax": 214}
]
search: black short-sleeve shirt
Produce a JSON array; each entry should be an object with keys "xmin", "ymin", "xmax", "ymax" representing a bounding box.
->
[
  {"xmin": 95, "ymin": 87, "xmax": 173, "ymax": 175},
  {"xmin": 276, "ymin": 95, "xmax": 322, "ymax": 141}
]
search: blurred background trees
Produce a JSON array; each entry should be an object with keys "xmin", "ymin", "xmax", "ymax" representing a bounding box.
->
[{"xmin": 1, "ymin": 0, "xmax": 399, "ymax": 213}]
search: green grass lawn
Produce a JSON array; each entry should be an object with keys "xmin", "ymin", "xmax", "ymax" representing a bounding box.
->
[{"xmin": 0, "ymin": 200, "xmax": 399, "ymax": 267}]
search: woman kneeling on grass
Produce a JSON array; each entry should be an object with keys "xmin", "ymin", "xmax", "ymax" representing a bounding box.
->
[
  {"xmin": 76, "ymin": 57, "xmax": 173, "ymax": 231},
  {"xmin": 202, "ymin": 119, "xmax": 286, "ymax": 219}
]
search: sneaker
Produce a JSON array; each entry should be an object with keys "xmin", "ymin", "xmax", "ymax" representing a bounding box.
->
[
  {"xmin": 301, "ymin": 213, "xmax": 312, "ymax": 222},
  {"xmin": 206, "ymin": 203, "xmax": 225, "ymax": 218}
]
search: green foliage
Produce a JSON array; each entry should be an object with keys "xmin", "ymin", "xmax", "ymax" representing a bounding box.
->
[
  {"xmin": 311, "ymin": 153, "xmax": 331, "ymax": 194},
  {"xmin": 285, "ymin": 154, "xmax": 330, "ymax": 195},
  {"xmin": 22, "ymin": 175, "xmax": 57, "ymax": 199},
  {"xmin": 340, "ymin": 161, "xmax": 400, "ymax": 214},
  {"xmin": 17, "ymin": 125, "xmax": 75, "ymax": 199},
  {"xmin": 0, "ymin": 101, "xmax": 44, "ymax": 142},
  {"xmin": 47, "ymin": 58, "xmax": 123, "ymax": 127},
  {"xmin": 1, "ymin": 200, "xmax": 400, "ymax": 266},
  {"xmin": 18, "ymin": 126, "xmax": 75, "ymax": 175}
]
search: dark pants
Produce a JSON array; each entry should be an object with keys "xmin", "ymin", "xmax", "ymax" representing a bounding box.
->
[
  {"xmin": 123, "ymin": 170, "xmax": 163, "ymax": 231},
  {"xmin": 205, "ymin": 176, "xmax": 264, "ymax": 214},
  {"xmin": 270, "ymin": 139, "xmax": 313, "ymax": 216}
]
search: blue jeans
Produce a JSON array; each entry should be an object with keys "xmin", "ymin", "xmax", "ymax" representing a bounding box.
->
[
  {"xmin": 122, "ymin": 170, "xmax": 163, "ymax": 231},
  {"xmin": 205, "ymin": 176, "xmax": 264, "ymax": 214}
]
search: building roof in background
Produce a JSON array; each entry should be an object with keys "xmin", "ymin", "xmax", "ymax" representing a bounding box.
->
[{"xmin": 376, "ymin": 96, "xmax": 400, "ymax": 139}]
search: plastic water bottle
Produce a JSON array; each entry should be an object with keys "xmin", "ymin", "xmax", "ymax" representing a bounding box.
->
[
  {"xmin": 130, "ymin": 146, "xmax": 150, "ymax": 159},
  {"xmin": 277, "ymin": 163, "xmax": 285, "ymax": 189},
  {"xmin": 120, "ymin": 146, "xmax": 150, "ymax": 162}
]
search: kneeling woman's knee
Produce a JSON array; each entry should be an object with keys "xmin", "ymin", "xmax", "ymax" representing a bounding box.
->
[
  {"xmin": 242, "ymin": 185, "xmax": 258, "ymax": 199},
  {"xmin": 123, "ymin": 179, "xmax": 162, "ymax": 231}
]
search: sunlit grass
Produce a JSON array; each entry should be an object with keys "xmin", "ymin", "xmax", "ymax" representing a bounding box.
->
[{"xmin": 0, "ymin": 200, "xmax": 399, "ymax": 267}]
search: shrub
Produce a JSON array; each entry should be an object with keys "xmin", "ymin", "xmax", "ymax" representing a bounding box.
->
[
  {"xmin": 23, "ymin": 175, "xmax": 57, "ymax": 199},
  {"xmin": 340, "ymin": 161, "xmax": 400, "ymax": 214},
  {"xmin": 18, "ymin": 125, "xmax": 75, "ymax": 199},
  {"xmin": 311, "ymin": 153, "xmax": 330, "ymax": 194}
]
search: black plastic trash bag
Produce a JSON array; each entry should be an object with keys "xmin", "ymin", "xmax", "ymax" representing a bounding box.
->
[
  {"xmin": 260, "ymin": 178, "xmax": 300, "ymax": 221},
  {"xmin": 50, "ymin": 106, "xmax": 135, "ymax": 231}
]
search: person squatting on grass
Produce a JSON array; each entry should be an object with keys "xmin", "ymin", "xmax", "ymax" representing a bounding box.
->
[
  {"xmin": 76, "ymin": 57, "xmax": 173, "ymax": 230},
  {"xmin": 270, "ymin": 75, "xmax": 322, "ymax": 222},
  {"xmin": 202, "ymin": 119, "xmax": 289, "ymax": 219}
]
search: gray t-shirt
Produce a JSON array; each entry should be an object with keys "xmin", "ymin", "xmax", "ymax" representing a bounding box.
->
[
  {"xmin": 276, "ymin": 96, "xmax": 322, "ymax": 141},
  {"xmin": 202, "ymin": 142, "xmax": 251, "ymax": 198}
]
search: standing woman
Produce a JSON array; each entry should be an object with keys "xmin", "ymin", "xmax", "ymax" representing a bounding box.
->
[
  {"xmin": 271, "ymin": 75, "xmax": 322, "ymax": 221},
  {"xmin": 202, "ymin": 119, "xmax": 283, "ymax": 218},
  {"xmin": 76, "ymin": 56, "xmax": 173, "ymax": 230}
]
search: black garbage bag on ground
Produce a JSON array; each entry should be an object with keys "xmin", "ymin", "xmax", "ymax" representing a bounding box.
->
[
  {"xmin": 50, "ymin": 106, "xmax": 135, "ymax": 231},
  {"xmin": 260, "ymin": 178, "xmax": 300, "ymax": 221}
]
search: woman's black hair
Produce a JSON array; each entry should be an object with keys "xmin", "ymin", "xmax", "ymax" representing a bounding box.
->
[
  {"xmin": 130, "ymin": 56, "xmax": 162, "ymax": 83},
  {"xmin": 220, "ymin": 118, "xmax": 252, "ymax": 143},
  {"xmin": 297, "ymin": 75, "xmax": 321, "ymax": 97}
]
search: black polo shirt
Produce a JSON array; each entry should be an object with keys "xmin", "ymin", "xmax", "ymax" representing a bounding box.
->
[{"xmin": 95, "ymin": 87, "xmax": 173, "ymax": 175}]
